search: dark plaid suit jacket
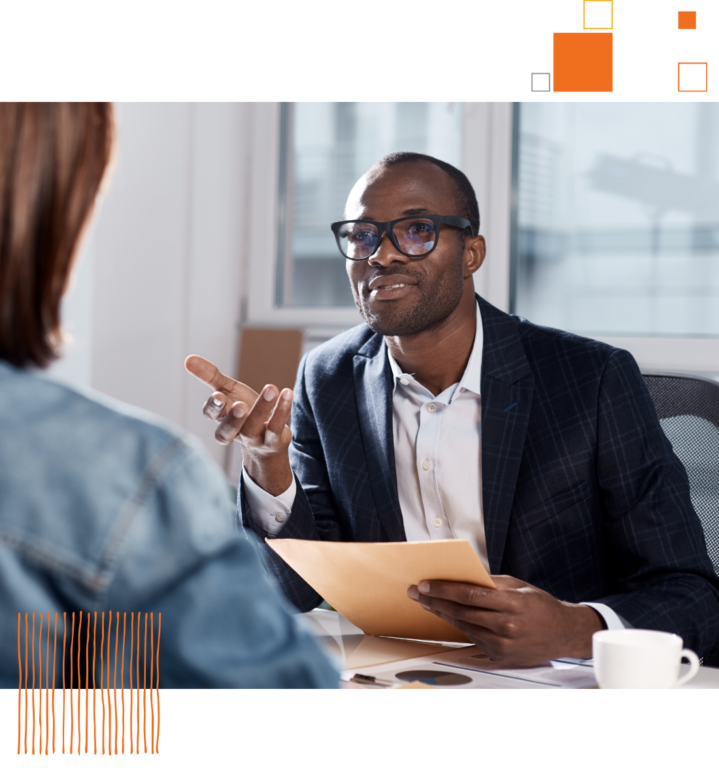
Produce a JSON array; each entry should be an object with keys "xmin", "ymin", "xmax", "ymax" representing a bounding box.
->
[{"xmin": 240, "ymin": 296, "xmax": 719, "ymax": 657}]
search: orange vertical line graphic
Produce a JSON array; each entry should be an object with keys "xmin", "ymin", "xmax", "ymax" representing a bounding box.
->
[
  {"xmin": 129, "ymin": 611, "xmax": 135, "ymax": 690},
  {"xmin": 24, "ymin": 614, "xmax": 28, "ymax": 755},
  {"xmin": 43, "ymin": 684, "xmax": 52, "ymax": 755},
  {"xmin": 45, "ymin": 611, "xmax": 50, "ymax": 688},
  {"xmin": 53, "ymin": 613, "xmax": 57, "ymax": 754},
  {"xmin": 107, "ymin": 610, "xmax": 112, "ymax": 755},
  {"xmin": 38, "ymin": 612, "xmax": 45, "ymax": 755},
  {"xmin": 121, "ymin": 613, "xmax": 126, "ymax": 754},
  {"xmin": 114, "ymin": 611, "xmax": 119, "ymax": 755},
  {"xmin": 93, "ymin": 613, "xmax": 97, "ymax": 755},
  {"xmin": 46, "ymin": 612, "xmax": 50, "ymax": 754},
  {"xmin": 37, "ymin": 613, "xmax": 43, "ymax": 690},
  {"xmin": 155, "ymin": 613, "xmax": 162, "ymax": 690},
  {"xmin": 60, "ymin": 688, "xmax": 67, "ymax": 755},
  {"xmin": 17, "ymin": 614, "xmax": 21, "ymax": 755},
  {"xmin": 90, "ymin": 686, "xmax": 97, "ymax": 755},
  {"xmin": 62, "ymin": 613, "xmax": 66, "ymax": 754},
  {"xmin": 145, "ymin": 614, "xmax": 147, "ymax": 691},
  {"xmin": 136, "ymin": 614, "xmax": 140, "ymax": 755},
  {"xmin": 68, "ymin": 611, "xmax": 82, "ymax": 755},
  {"xmin": 112, "ymin": 613, "xmax": 120, "ymax": 690},
  {"xmin": 69, "ymin": 612, "xmax": 74, "ymax": 755},
  {"xmin": 50, "ymin": 687, "xmax": 57, "ymax": 755},
  {"xmin": 30, "ymin": 612, "xmax": 37, "ymax": 755},
  {"xmin": 15, "ymin": 688, "xmax": 22, "ymax": 755},
  {"xmin": 100, "ymin": 611, "xmax": 105, "ymax": 691},
  {"xmin": 92, "ymin": 611, "xmax": 97, "ymax": 691},
  {"xmin": 128, "ymin": 611, "xmax": 137, "ymax": 755},
  {"xmin": 150, "ymin": 612, "xmax": 154, "ymax": 754},
  {"xmin": 52, "ymin": 613, "xmax": 57, "ymax": 691},
  {"xmin": 142, "ymin": 613, "xmax": 150, "ymax": 755},
  {"xmin": 120, "ymin": 613, "xmax": 127, "ymax": 691},
  {"xmin": 100, "ymin": 611, "xmax": 107, "ymax": 755},
  {"xmin": 155, "ymin": 688, "xmax": 162, "ymax": 755},
  {"xmin": 150, "ymin": 613, "xmax": 155, "ymax": 689},
  {"xmin": 107, "ymin": 611, "xmax": 112, "ymax": 691},
  {"xmin": 77, "ymin": 611, "xmax": 82, "ymax": 703},
  {"xmin": 85, "ymin": 611, "xmax": 89, "ymax": 754},
  {"xmin": 62, "ymin": 611, "xmax": 67, "ymax": 691}
]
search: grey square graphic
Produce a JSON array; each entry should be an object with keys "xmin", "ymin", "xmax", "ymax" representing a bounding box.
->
[{"xmin": 532, "ymin": 72, "xmax": 552, "ymax": 93}]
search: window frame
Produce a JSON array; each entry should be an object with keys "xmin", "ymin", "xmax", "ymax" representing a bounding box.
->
[{"xmin": 508, "ymin": 102, "xmax": 719, "ymax": 374}]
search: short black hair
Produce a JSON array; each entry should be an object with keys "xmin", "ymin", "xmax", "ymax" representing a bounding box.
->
[{"xmin": 370, "ymin": 151, "xmax": 480, "ymax": 236}]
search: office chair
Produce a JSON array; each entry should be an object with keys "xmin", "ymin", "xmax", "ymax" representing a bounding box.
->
[{"xmin": 642, "ymin": 371, "xmax": 719, "ymax": 666}]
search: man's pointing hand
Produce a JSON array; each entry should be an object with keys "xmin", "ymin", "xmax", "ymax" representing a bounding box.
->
[{"xmin": 184, "ymin": 354, "xmax": 294, "ymax": 496}]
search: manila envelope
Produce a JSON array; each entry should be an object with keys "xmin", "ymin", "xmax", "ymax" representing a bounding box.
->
[{"xmin": 267, "ymin": 538, "xmax": 495, "ymax": 643}]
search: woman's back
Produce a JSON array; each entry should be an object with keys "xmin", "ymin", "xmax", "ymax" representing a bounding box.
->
[
  {"xmin": 0, "ymin": 360, "xmax": 337, "ymax": 688},
  {"xmin": 0, "ymin": 103, "xmax": 336, "ymax": 689}
]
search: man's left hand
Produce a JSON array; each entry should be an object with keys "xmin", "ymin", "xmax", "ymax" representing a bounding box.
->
[{"xmin": 407, "ymin": 575, "xmax": 604, "ymax": 668}]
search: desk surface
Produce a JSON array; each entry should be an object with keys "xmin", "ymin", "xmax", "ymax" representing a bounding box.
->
[{"xmin": 301, "ymin": 609, "xmax": 719, "ymax": 689}]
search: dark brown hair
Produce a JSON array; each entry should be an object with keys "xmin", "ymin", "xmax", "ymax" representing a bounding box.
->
[
  {"xmin": 0, "ymin": 103, "xmax": 115, "ymax": 368},
  {"xmin": 373, "ymin": 151, "xmax": 480, "ymax": 237}
]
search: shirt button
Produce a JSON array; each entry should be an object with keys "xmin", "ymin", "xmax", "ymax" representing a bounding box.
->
[
  {"xmin": 422, "ymin": 460, "xmax": 432, "ymax": 471},
  {"xmin": 433, "ymin": 518, "xmax": 443, "ymax": 528},
  {"xmin": 276, "ymin": 514, "xmax": 286, "ymax": 523},
  {"xmin": 427, "ymin": 403, "xmax": 436, "ymax": 412},
  {"xmin": 400, "ymin": 378, "xmax": 410, "ymax": 386}
]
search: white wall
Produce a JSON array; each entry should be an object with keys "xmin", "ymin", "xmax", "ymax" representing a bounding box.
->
[{"xmin": 53, "ymin": 103, "xmax": 251, "ymax": 469}]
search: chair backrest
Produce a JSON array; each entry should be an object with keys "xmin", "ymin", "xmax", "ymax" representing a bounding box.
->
[{"xmin": 642, "ymin": 372, "xmax": 719, "ymax": 578}]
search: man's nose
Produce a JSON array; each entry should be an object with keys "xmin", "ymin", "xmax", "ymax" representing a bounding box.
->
[{"xmin": 367, "ymin": 232, "xmax": 410, "ymax": 268}]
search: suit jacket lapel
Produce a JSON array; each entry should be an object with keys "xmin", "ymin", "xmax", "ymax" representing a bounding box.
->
[
  {"xmin": 478, "ymin": 296, "xmax": 534, "ymax": 573},
  {"xmin": 353, "ymin": 335, "xmax": 406, "ymax": 542}
]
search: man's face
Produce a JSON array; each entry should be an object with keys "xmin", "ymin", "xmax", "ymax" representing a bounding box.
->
[{"xmin": 344, "ymin": 161, "xmax": 472, "ymax": 337}]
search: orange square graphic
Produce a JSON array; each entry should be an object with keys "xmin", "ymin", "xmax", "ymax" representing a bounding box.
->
[
  {"xmin": 678, "ymin": 11, "xmax": 696, "ymax": 29},
  {"xmin": 553, "ymin": 33, "xmax": 613, "ymax": 92},
  {"xmin": 678, "ymin": 62, "xmax": 707, "ymax": 92}
]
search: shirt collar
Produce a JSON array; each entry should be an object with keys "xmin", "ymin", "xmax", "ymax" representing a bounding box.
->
[{"xmin": 386, "ymin": 300, "xmax": 483, "ymax": 398}]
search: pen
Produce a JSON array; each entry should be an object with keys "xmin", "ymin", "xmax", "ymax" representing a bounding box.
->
[{"xmin": 350, "ymin": 673, "xmax": 394, "ymax": 687}]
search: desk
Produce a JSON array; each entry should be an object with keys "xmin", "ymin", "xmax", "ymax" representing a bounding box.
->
[{"xmin": 301, "ymin": 609, "xmax": 719, "ymax": 689}]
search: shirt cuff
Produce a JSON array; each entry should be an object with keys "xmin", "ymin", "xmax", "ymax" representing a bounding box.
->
[
  {"xmin": 581, "ymin": 602, "xmax": 630, "ymax": 632},
  {"xmin": 242, "ymin": 467, "xmax": 297, "ymax": 536}
]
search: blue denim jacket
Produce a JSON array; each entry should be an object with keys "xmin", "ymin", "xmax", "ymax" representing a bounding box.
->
[{"xmin": 0, "ymin": 360, "xmax": 338, "ymax": 688}]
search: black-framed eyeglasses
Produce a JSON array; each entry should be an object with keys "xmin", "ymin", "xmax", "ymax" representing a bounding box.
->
[{"xmin": 330, "ymin": 215, "xmax": 474, "ymax": 261}]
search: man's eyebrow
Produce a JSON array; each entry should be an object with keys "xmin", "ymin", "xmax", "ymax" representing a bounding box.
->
[
  {"xmin": 401, "ymin": 207, "xmax": 435, "ymax": 217},
  {"xmin": 347, "ymin": 209, "xmax": 436, "ymax": 222}
]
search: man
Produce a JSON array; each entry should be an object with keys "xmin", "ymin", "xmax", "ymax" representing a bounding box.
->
[{"xmin": 186, "ymin": 152, "xmax": 719, "ymax": 668}]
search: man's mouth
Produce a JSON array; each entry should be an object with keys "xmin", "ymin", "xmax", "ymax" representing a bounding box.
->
[{"xmin": 367, "ymin": 281, "xmax": 416, "ymax": 301}]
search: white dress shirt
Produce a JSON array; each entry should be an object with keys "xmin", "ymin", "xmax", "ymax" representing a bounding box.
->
[{"xmin": 242, "ymin": 303, "xmax": 624, "ymax": 632}]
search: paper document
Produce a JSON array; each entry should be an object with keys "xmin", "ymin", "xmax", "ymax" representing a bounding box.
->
[
  {"xmin": 267, "ymin": 538, "xmax": 495, "ymax": 642},
  {"xmin": 341, "ymin": 649, "xmax": 598, "ymax": 689}
]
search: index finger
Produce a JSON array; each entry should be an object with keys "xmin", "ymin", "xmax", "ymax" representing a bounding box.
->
[
  {"xmin": 185, "ymin": 355, "xmax": 259, "ymax": 405},
  {"xmin": 417, "ymin": 580, "xmax": 513, "ymax": 610}
]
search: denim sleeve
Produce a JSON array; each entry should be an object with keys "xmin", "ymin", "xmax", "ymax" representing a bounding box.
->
[{"xmin": 104, "ymin": 436, "xmax": 339, "ymax": 688}]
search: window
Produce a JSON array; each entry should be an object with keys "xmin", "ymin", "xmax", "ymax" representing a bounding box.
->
[{"xmin": 512, "ymin": 103, "xmax": 719, "ymax": 338}]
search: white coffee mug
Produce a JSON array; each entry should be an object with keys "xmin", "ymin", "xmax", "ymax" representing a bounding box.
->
[{"xmin": 593, "ymin": 629, "xmax": 700, "ymax": 689}]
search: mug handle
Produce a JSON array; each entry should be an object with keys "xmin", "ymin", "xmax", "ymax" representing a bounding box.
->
[{"xmin": 676, "ymin": 649, "xmax": 700, "ymax": 688}]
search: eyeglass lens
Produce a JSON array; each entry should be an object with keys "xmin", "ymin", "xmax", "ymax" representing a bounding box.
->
[{"xmin": 337, "ymin": 218, "xmax": 437, "ymax": 259}]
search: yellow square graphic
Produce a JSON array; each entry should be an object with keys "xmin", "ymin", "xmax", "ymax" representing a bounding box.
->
[{"xmin": 584, "ymin": 0, "xmax": 613, "ymax": 29}]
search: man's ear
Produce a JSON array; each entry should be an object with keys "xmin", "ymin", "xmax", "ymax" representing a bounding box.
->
[{"xmin": 463, "ymin": 235, "xmax": 487, "ymax": 277}]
